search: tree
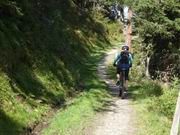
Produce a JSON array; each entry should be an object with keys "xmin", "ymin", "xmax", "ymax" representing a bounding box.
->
[
  {"xmin": 135, "ymin": 0, "xmax": 179, "ymax": 48},
  {"xmin": 132, "ymin": 0, "xmax": 180, "ymax": 78}
]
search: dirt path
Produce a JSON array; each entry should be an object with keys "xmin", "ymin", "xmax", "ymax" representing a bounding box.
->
[{"xmin": 83, "ymin": 48, "xmax": 137, "ymax": 135}]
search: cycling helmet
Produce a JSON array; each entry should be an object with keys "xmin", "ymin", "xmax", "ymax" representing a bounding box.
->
[{"xmin": 121, "ymin": 44, "xmax": 129, "ymax": 51}]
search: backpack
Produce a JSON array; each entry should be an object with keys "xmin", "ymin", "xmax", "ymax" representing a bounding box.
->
[{"xmin": 118, "ymin": 51, "xmax": 129, "ymax": 64}]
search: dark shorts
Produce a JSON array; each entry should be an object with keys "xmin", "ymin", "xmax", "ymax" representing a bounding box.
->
[{"xmin": 116, "ymin": 65, "xmax": 130, "ymax": 80}]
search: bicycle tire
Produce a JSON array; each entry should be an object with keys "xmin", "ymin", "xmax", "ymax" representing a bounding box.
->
[
  {"xmin": 119, "ymin": 85, "xmax": 122, "ymax": 96},
  {"xmin": 121, "ymin": 70, "xmax": 126, "ymax": 99}
]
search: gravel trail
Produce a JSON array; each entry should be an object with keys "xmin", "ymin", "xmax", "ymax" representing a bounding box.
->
[{"xmin": 83, "ymin": 48, "xmax": 137, "ymax": 135}]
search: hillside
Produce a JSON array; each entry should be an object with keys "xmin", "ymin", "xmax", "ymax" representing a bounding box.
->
[{"xmin": 0, "ymin": 0, "xmax": 122, "ymax": 134}]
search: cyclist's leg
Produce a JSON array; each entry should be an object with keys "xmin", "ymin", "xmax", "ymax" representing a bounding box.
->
[
  {"xmin": 120, "ymin": 70, "xmax": 123, "ymax": 85},
  {"xmin": 116, "ymin": 66, "xmax": 121, "ymax": 85},
  {"xmin": 119, "ymin": 68, "xmax": 124, "ymax": 86},
  {"xmin": 124, "ymin": 69, "xmax": 129, "ymax": 90}
]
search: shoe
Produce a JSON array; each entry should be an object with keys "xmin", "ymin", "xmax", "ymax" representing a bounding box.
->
[
  {"xmin": 124, "ymin": 89, "xmax": 128, "ymax": 97},
  {"xmin": 124, "ymin": 89, "xmax": 128, "ymax": 93},
  {"xmin": 116, "ymin": 81, "xmax": 120, "ymax": 86}
]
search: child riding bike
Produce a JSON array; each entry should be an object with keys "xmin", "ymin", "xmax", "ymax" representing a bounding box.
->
[{"xmin": 113, "ymin": 44, "xmax": 133, "ymax": 92}]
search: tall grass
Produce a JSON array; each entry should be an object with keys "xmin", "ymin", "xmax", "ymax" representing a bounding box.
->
[{"xmin": 129, "ymin": 79, "xmax": 178, "ymax": 135}]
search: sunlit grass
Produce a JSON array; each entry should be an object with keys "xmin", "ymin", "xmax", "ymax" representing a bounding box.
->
[
  {"xmin": 41, "ymin": 89, "xmax": 111, "ymax": 135},
  {"xmin": 41, "ymin": 47, "xmax": 113, "ymax": 135}
]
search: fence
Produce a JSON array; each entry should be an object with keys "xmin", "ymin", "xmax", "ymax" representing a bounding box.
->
[{"xmin": 170, "ymin": 87, "xmax": 180, "ymax": 135}]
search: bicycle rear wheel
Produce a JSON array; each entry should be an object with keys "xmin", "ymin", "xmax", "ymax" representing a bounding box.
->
[{"xmin": 119, "ymin": 85, "xmax": 122, "ymax": 96}]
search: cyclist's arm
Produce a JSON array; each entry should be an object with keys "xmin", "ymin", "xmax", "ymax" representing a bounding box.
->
[{"xmin": 129, "ymin": 53, "xmax": 133, "ymax": 66}]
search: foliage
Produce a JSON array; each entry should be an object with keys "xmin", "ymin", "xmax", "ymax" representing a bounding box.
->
[
  {"xmin": 134, "ymin": 0, "xmax": 180, "ymax": 47},
  {"xmin": 131, "ymin": 0, "xmax": 180, "ymax": 78},
  {"xmin": 0, "ymin": 0, "xmax": 122, "ymax": 134},
  {"xmin": 150, "ymin": 87, "xmax": 177, "ymax": 119}
]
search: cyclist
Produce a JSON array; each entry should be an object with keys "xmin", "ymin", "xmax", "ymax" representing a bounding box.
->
[{"xmin": 113, "ymin": 44, "xmax": 133, "ymax": 91}]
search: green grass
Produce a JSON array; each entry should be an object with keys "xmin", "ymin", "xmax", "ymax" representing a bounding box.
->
[
  {"xmin": 41, "ymin": 89, "xmax": 111, "ymax": 135},
  {"xmin": 129, "ymin": 80, "xmax": 178, "ymax": 135},
  {"xmin": 134, "ymin": 102, "xmax": 171, "ymax": 135},
  {"xmin": 41, "ymin": 46, "xmax": 114, "ymax": 135}
]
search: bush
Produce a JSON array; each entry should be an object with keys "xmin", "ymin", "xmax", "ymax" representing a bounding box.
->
[{"xmin": 149, "ymin": 80, "xmax": 179, "ymax": 119}]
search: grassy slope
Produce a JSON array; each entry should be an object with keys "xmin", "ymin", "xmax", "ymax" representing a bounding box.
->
[
  {"xmin": 107, "ymin": 38, "xmax": 179, "ymax": 135},
  {"xmin": 0, "ymin": 0, "xmax": 123, "ymax": 135},
  {"xmin": 41, "ymin": 49, "xmax": 112, "ymax": 135}
]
